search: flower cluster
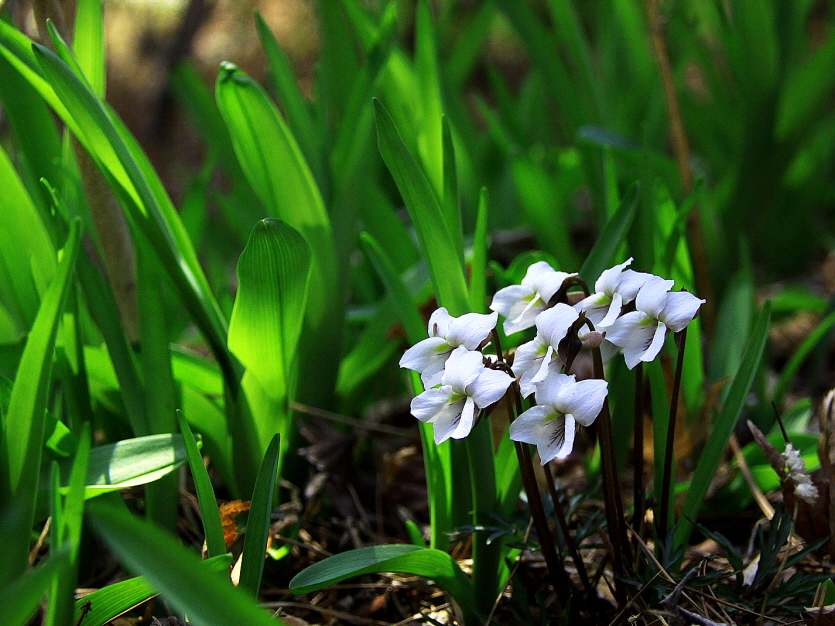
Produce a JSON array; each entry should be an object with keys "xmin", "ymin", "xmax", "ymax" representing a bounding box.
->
[{"xmin": 399, "ymin": 258, "xmax": 704, "ymax": 464}]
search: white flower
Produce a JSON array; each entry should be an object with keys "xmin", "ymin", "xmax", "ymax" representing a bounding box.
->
[
  {"xmin": 399, "ymin": 307, "xmax": 498, "ymax": 387},
  {"xmin": 573, "ymin": 259, "xmax": 654, "ymax": 329},
  {"xmin": 490, "ymin": 261, "xmax": 577, "ymax": 335},
  {"xmin": 783, "ymin": 443, "xmax": 819, "ymax": 505},
  {"xmin": 604, "ymin": 276, "xmax": 704, "ymax": 369},
  {"xmin": 509, "ymin": 373, "xmax": 608, "ymax": 464},
  {"xmin": 410, "ymin": 347, "xmax": 513, "ymax": 444},
  {"xmin": 512, "ymin": 303, "xmax": 578, "ymax": 397}
]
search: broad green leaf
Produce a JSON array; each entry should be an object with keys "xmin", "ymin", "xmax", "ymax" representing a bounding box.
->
[
  {"xmin": 239, "ymin": 433, "xmax": 280, "ymax": 597},
  {"xmin": 0, "ymin": 221, "xmax": 79, "ymax": 588},
  {"xmin": 215, "ymin": 63, "xmax": 335, "ymax": 308},
  {"xmin": 676, "ymin": 303, "xmax": 771, "ymax": 545},
  {"xmin": 228, "ymin": 218, "xmax": 310, "ymax": 457},
  {"xmin": 178, "ymin": 412, "xmax": 226, "ymax": 559},
  {"xmin": 51, "ymin": 434, "xmax": 188, "ymax": 498},
  {"xmin": 73, "ymin": 554, "xmax": 232, "ymax": 626},
  {"xmin": 87, "ymin": 499, "xmax": 283, "ymax": 626},
  {"xmin": 374, "ymin": 99, "xmax": 469, "ymax": 316},
  {"xmin": 289, "ymin": 544, "xmax": 475, "ymax": 613}
]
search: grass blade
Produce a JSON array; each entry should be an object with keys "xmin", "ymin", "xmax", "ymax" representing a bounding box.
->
[
  {"xmin": 239, "ymin": 433, "xmax": 280, "ymax": 597},
  {"xmin": 87, "ymin": 499, "xmax": 285, "ymax": 626},
  {"xmin": 676, "ymin": 302, "xmax": 771, "ymax": 546},
  {"xmin": 0, "ymin": 220, "xmax": 79, "ymax": 588}
]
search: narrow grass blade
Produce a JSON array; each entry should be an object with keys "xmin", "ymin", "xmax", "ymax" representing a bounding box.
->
[
  {"xmin": 374, "ymin": 98, "xmax": 469, "ymax": 316},
  {"xmin": 0, "ymin": 221, "xmax": 79, "ymax": 588},
  {"xmin": 0, "ymin": 549, "xmax": 69, "ymax": 626},
  {"xmin": 254, "ymin": 11, "xmax": 318, "ymax": 175},
  {"xmin": 239, "ymin": 433, "xmax": 280, "ymax": 597},
  {"xmin": 178, "ymin": 411, "xmax": 226, "ymax": 558},
  {"xmin": 46, "ymin": 423, "xmax": 91, "ymax": 626},
  {"xmin": 579, "ymin": 182, "xmax": 640, "ymax": 285},
  {"xmin": 73, "ymin": 554, "xmax": 232, "ymax": 626},
  {"xmin": 773, "ymin": 309, "xmax": 835, "ymax": 406},
  {"xmin": 87, "ymin": 499, "xmax": 284, "ymax": 626},
  {"xmin": 72, "ymin": 0, "xmax": 105, "ymax": 96},
  {"xmin": 0, "ymin": 142, "xmax": 56, "ymax": 331},
  {"xmin": 676, "ymin": 303, "xmax": 771, "ymax": 546},
  {"xmin": 289, "ymin": 545, "xmax": 475, "ymax": 615},
  {"xmin": 469, "ymin": 187, "xmax": 489, "ymax": 313}
]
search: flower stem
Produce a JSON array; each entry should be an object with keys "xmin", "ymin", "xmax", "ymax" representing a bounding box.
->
[
  {"xmin": 543, "ymin": 463, "xmax": 594, "ymax": 599},
  {"xmin": 632, "ymin": 362, "xmax": 646, "ymax": 561},
  {"xmin": 590, "ymin": 346, "xmax": 630, "ymax": 605},
  {"xmin": 658, "ymin": 328, "xmax": 687, "ymax": 542}
]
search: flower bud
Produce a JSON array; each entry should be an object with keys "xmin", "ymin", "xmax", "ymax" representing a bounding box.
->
[{"xmin": 580, "ymin": 331, "xmax": 604, "ymax": 351}]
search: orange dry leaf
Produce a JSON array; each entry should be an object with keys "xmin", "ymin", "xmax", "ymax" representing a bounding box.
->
[{"xmin": 219, "ymin": 500, "xmax": 251, "ymax": 549}]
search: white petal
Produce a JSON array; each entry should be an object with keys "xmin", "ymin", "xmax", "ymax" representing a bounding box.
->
[
  {"xmin": 538, "ymin": 414, "xmax": 576, "ymax": 464},
  {"xmin": 595, "ymin": 258, "xmax": 632, "ymax": 294},
  {"xmin": 660, "ymin": 291, "xmax": 705, "ymax": 332},
  {"xmin": 529, "ymin": 269, "xmax": 575, "ymax": 304},
  {"xmin": 573, "ymin": 292, "xmax": 611, "ymax": 327},
  {"xmin": 469, "ymin": 368, "xmax": 514, "ymax": 408},
  {"xmin": 411, "ymin": 387, "xmax": 458, "ymax": 423},
  {"xmin": 490, "ymin": 284, "xmax": 532, "ymax": 318},
  {"xmin": 529, "ymin": 345, "xmax": 556, "ymax": 387},
  {"xmin": 431, "ymin": 397, "xmax": 470, "ymax": 444},
  {"xmin": 440, "ymin": 347, "xmax": 484, "ymax": 392},
  {"xmin": 427, "ymin": 307, "xmax": 453, "ymax": 338},
  {"xmin": 616, "ymin": 270, "xmax": 655, "ymax": 302},
  {"xmin": 639, "ymin": 321, "xmax": 668, "ymax": 364},
  {"xmin": 635, "ymin": 276, "xmax": 674, "ymax": 317},
  {"xmin": 604, "ymin": 311, "xmax": 652, "ymax": 349},
  {"xmin": 520, "ymin": 261, "xmax": 558, "ymax": 288},
  {"xmin": 446, "ymin": 311, "xmax": 498, "ymax": 349},
  {"xmin": 536, "ymin": 303, "xmax": 579, "ymax": 348},
  {"xmin": 399, "ymin": 337, "xmax": 450, "ymax": 374},
  {"xmin": 533, "ymin": 372, "xmax": 576, "ymax": 408},
  {"xmin": 597, "ymin": 292, "xmax": 624, "ymax": 329},
  {"xmin": 563, "ymin": 379, "xmax": 608, "ymax": 426},
  {"xmin": 508, "ymin": 406, "xmax": 552, "ymax": 444},
  {"xmin": 512, "ymin": 338, "xmax": 545, "ymax": 377},
  {"xmin": 599, "ymin": 339, "xmax": 620, "ymax": 364},
  {"xmin": 447, "ymin": 397, "xmax": 477, "ymax": 441}
]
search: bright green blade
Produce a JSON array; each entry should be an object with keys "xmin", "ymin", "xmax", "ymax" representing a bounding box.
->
[
  {"xmin": 87, "ymin": 499, "xmax": 284, "ymax": 626},
  {"xmin": 0, "ymin": 221, "xmax": 79, "ymax": 588},
  {"xmin": 374, "ymin": 98, "xmax": 469, "ymax": 316},
  {"xmin": 239, "ymin": 433, "xmax": 280, "ymax": 597},
  {"xmin": 289, "ymin": 544, "xmax": 475, "ymax": 615},
  {"xmin": 178, "ymin": 412, "xmax": 226, "ymax": 559},
  {"xmin": 676, "ymin": 303, "xmax": 771, "ymax": 545},
  {"xmin": 0, "ymin": 549, "xmax": 69, "ymax": 626}
]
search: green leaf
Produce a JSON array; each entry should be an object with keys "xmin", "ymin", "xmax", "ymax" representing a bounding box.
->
[
  {"xmin": 178, "ymin": 411, "xmax": 226, "ymax": 559},
  {"xmin": 239, "ymin": 433, "xmax": 280, "ymax": 597},
  {"xmin": 0, "ymin": 221, "xmax": 79, "ymax": 588},
  {"xmin": 676, "ymin": 302, "xmax": 771, "ymax": 546},
  {"xmin": 228, "ymin": 218, "xmax": 310, "ymax": 459},
  {"xmin": 579, "ymin": 182, "xmax": 640, "ymax": 285},
  {"xmin": 73, "ymin": 554, "xmax": 232, "ymax": 626},
  {"xmin": 73, "ymin": 0, "xmax": 105, "ymax": 96},
  {"xmin": 289, "ymin": 544, "xmax": 475, "ymax": 613},
  {"xmin": 0, "ymin": 142, "xmax": 56, "ymax": 332},
  {"xmin": 0, "ymin": 549, "xmax": 70, "ymax": 626},
  {"xmin": 469, "ymin": 187, "xmax": 489, "ymax": 313},
  {"xmin": 87, "ymin": 498, "xmax": 284, "ymax": 626},
  {"xmin": 374, "ymin": 99, "xmax": 469, "ymax": 316}
]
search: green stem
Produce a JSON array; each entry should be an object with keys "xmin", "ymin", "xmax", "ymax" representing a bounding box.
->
[
  {"xmin": 464, "ymin": 422, "xmax": 501, "ymax": 618},
  {"xmin": 658, "ymin": 328, "xmax": 687, "ymax": 542}
]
